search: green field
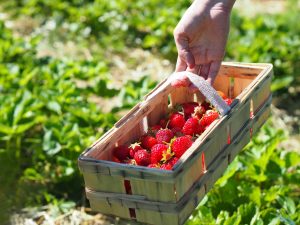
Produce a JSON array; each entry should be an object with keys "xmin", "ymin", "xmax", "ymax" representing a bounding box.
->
[{"xmin": 0, "ymin": 0, "xmax": 299, "ymax": 224}]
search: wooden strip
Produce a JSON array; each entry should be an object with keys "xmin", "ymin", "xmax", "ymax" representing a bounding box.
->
[
  {"xmin": 118, "ymin": 120, "xmax": 143, "ymax": 148},
  {"xmin": 130, "ymin": 179, "xmax": 177, "ymax": 202},
  {"xmin": 252, "ymin": 96, "xmax": 272, "ymax": 134},
  {"xmin": 170, "ymin": 87, "xmax": 192, "ymax": 106},
  {"xmin": 233, "ymin": 78, "xmax": 254, "ymax": 98},
  {"xmin": 213, "ymin": 74, "xmax": 230, "ymax": 96},
  {"xmin": 78, "ymin": 159, "xmax": 176, "ymax": 182},
  {"xmin": 178, "ymin": 185, "xmax": 205, "ymax": 225},
  {"xmin": 252, "ymin": 76, "xmax": 272, "ymax": 113},
  {"xmin": 83, "ymin": 172, "xmax": 126, "ymax": 193},
  {"xmin": 174, "ymin": 151, "xmax": 203, "ymax": 201},
  {"xmin": 147, "ymin": 94, "xmax": 168, "ymax": 127},
  {"xmin": 135, "ymin": 209, "xmax": 178, "ymax": 225},
  {"xmin": 228, "ymin": 125, "xmax": 251, "ymax": 163},
  {"xmin": 205, "ymin": 154, "xmax": 228, "ymax": 191},
  {"xmin": 88, "ymin": 198, "xmax": 131, "ymax": 219},
  {"xmin": 229, "ymin": 99, "xmax": 251, "ymax": 140},
  {"xmin": 219, "ymin": 62, "xmax": 265, "ymax": 79}
]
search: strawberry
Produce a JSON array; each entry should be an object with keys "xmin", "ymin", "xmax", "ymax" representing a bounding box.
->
[
  {"xmin": 112, "ymin": 156, "xmax": 121, "ymax": 163},
  {"xmin": 160, "ymin": 163, "xmax": 172, "ymax": 170},
  {"xmin": 193, "ymin": 105, "xmax": 206, "ymax": 120},
  {"xmin": 156, "ymin": 128, "xmax": 174, "ymax": 144},
  {"xmin": 148, "ymin": 125, "xmax": 162, "ymax": 136},
  {"xmin": 181, "ymin": 102, "xmax": 199, "ymax": 118},
  {"xmin": 159, "ymin": 118, "xmax": 168, "ymax": 129},
  {"xmin": 162, "ymin": 157, "xmax": 179, "ymax": 170},
  {"xmin": 201, "ymin": 101, "xmax": 212, "ymax": 111},
  {"xmin": 171, "ymin": 127, "xmax": 183, "ymax": 136},
  {"xmin": 147, "ymin": 163, "xmax": 160, "ymax": 168},
  {"xmin": 134, "ymin": 149, "xmax": 150, "ymax": 166},
  {"xmin": 168, "ymin": 113, "xmax": 185, "ymax": 130},
  {"xmin": 140, "ymin": 135, "xmax": 158, "ymax": 150},
  {"xmin": 224, "ymin": 98, "xmax": 233, "ymax": 106},
  {"xmin": 171, "ymin": 136, "xmax": 193, "ymax": 158},
  {"xmin": 182, "ymin": 117, "xmax": 203, "ymax": 136},
  {"xmin": 168, "ymin": 157, "xmax": 179, "ymax": 167},
  {"xmin": 200, "ymin": 110, "xmax": 219, "ymax": 127},
  {"xmin": 150, "ymin": 144, "xmax": 168, "ymax": 164},
  {"xmin": 113, "ymin": 145, "xmax": 130, "ymax": 161},
  {"xmin": 129, "ymin": 142, "xmax": 143, "ymax": 158}
]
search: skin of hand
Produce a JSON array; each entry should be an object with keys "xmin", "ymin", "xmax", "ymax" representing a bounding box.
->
[{"xmin": 173, "ymin": 0, "xmax": 236, "ymax": 89}]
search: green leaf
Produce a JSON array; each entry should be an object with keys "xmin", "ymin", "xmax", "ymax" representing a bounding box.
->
[
  {"xmin": 237, "ymin": 203, "xmax": 257, "ymax": 225},
  {"xmin": 0, "ymin": 124, "xmax": 13, "ymax": 135},
  {"xmin": 13, "ymin": 90, "xmax": 32, "ymax": 125},
  {"xmin": 277, "ymin": 196, "xmax": 296, "ymax": 215},
  {"xmin": 47, "ymin": 101, "xmax": 62, "ymax": 114},
  {"xmin": 216, "ymin": 159, "xmax": 240, "ymax": 187},
  {"xmin": 271, "ymin": 77, "xmax": 293, "ymax": 92},
  {"xmin": 284, "ymin": 152, "xmax": 300, "ymax": 168},
  {"xmin": 224, "ymin": 212, "xmax": 241, "ymax": 225}
]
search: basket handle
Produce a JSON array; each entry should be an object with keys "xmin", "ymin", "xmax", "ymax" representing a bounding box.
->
[{"xmin": 144, "ymin": 71, "xmax": 231, "ymax": 116}]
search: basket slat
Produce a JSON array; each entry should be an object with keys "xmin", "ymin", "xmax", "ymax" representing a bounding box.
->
[{"xmin": 130, "ymin": 179, "xmax": 177, "ymax": 202}]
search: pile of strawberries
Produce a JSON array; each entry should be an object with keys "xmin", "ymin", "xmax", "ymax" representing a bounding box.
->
[{"xmin": 112, "ymin": 91, "xmax": 232, "ymax": 170}]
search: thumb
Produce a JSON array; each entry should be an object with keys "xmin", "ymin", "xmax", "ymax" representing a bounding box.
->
[{"xmin": 174, "ymin": 33, "xmax": 195, "ymax": 69}]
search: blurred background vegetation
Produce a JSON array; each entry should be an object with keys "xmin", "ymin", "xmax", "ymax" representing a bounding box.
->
[{"xmin": 0, "ymin": 0, "xmax": 299, "ymax": 224}]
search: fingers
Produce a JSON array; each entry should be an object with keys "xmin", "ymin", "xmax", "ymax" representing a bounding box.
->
[
  {"xmin": 199, "ymin": 64, "xmax": 211, "ymax": 79},
  {"xmin": 171, "ymin": 75, "xmax": 191, "ymax": 88},
  {"xmin": 207, "ymin": 61, "xmax": 222, "ymax": 85},
  {"xmin": 186, "ymin": 64, "xmax": 201, "ymax": 75},
  {"xmin": 175, "ymin": 56, "xmax": 187, "ymax": 72},
  {"xmin": 174, "ymin": 33, "xmax": 195, "ymax": 70}
]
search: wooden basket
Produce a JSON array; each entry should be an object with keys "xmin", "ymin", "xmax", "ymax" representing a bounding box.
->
[{"xmin": 78, "ymin": 62, "xmax": 273, "ymax": 225}]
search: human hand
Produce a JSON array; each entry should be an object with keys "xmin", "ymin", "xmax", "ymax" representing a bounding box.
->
[{"xmin": 173, "ymin": 0, "xmax": 235, "ymax": 86}]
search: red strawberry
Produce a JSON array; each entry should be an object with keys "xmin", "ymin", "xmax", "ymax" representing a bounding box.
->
[
  {"xmin": 171, "ymin": 136, "xmax": 193, "ymax": 158},
  {"xmin": 156, "ymin": 129, "xmax": 174, "ymax": 144},
  {"xmin": 160, "ymin": 163, "xmax": 172, "ymax": 170},
  {"xmin": 168, "ymin": 157, "xmax": 179, "ymax": 167},
  {"xmin": 141, "ymin": 135, "xmax": 158, "ymax": 150},
  {"xmin": 193, "ymin": 105, "xmax": 206, "ymax": 120},
  {"xmin": 200, "ymin": 110, "xmax": 219, "ymax": 127},
  {"xmin": 182, "ymin": 102, "xmax": 199, "ymax": 118},
  {"xmin": 147, "ymin": 163, "xmax": 160, "ymax": 168},
  {"xmin": 150, "ymin": 144, "xmax": 168, "ymax": 164},
  {"xmin": 182, "ymin": 117, "xmax": 203, "ymax": 136},
  {"xmin": 168, "ymin": 113, "xmax": 185, "ymax": 130},
  {"xmin": 134, "ymin": 150, "xmax": 150, "ymax": 166},
  {"xmin": 171, "ymin": 127, "xmax": 183, "ymax": 136},
  {"xmin": 159, "ymin": 118, "xmax": 168, "ymax": 128},
  {"xmin": 113, "ymin": 145, "xmax": 130, "ymax": 161},
  {"xmin": 224, "ymin": 98, "xmax": 233, "ymax": 106},
  {"xmin": 129, "ymin": 143, "xmax": 143, "ymax": 158},
  {"xmin": 148, "ymin": 125, "xmax": 162, "ymax": 136},
  {"xmin": 201, "ymin": 101, "xmax": 212, "ymax": 111},
  {"xmin": 112, "ymin": 156, "xmax": 121, "ymax": 163}
]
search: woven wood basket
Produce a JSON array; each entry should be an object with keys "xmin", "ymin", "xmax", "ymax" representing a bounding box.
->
[{"xmin": 78, "ymin": 62, "xmax": 273, "ymax": 225}]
